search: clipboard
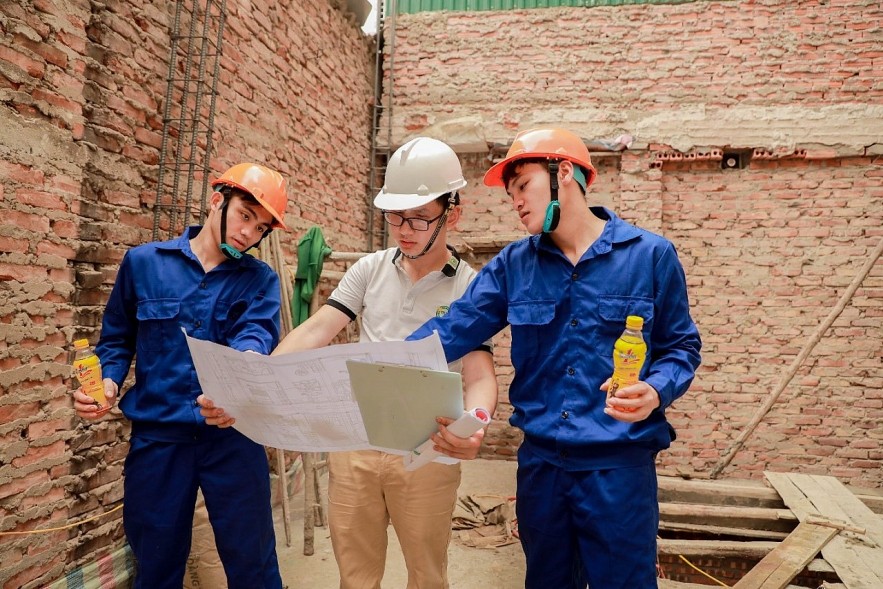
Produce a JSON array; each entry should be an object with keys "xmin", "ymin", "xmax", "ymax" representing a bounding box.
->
[{"xmin": 346, "ymin": 360, "xmax": 464, "ymax": 452}]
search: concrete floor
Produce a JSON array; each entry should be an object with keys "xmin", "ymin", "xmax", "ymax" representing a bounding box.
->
[{"xmin": 274, "ymin": 458, "xmax": 525, "ymax": 588}]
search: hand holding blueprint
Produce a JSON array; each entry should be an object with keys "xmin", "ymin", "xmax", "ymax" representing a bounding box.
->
[{"xmin": 185, "ymin": 332, "xmax": 456, "ymax": 454}]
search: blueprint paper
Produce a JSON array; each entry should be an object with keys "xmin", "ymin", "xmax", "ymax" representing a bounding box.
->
[{"xmin": 185, "ymin": 332, "xmax": 449, "ymax": 452}]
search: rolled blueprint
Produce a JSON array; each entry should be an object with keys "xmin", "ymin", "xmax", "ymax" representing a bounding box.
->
[{"xmin": 402, "ymin": 407, "xmax": 492, "ymax": 471}]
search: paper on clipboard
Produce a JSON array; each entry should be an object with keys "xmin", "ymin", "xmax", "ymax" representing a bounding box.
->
[{"xmin": 346, "ymin": 360, "xmax": 464, "ymax": 453}]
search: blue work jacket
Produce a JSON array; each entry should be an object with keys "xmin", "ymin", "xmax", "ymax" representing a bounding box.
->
[
  {"xmin": 410, "ymin": 208, "xmax": 701, "ymax": 470},
  {"xmin": 96, "ymin": 227, "xmax": 281, "ymax": 440}
]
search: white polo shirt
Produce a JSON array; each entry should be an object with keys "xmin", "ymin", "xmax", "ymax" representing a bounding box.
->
[{"xmin": 326, "ymin": 247, "xmax": 488, "ymax": 370}]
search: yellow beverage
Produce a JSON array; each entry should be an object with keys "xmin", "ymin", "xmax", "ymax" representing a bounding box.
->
[
  {"xmin": 608, "ymin": 316, "xmax": 647, "ymax": 412},
  {"xmin": 72, "ymin": 339, "xmax": 107, "ymax": 409}
]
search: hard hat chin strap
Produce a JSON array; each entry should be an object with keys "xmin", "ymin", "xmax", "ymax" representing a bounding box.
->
[
  {"xmin": 542, "ymin": 160, "xmax": 561, "ymax": 233},
  {"xmin": 218, "ymin": 195, "xmax": 243, "ymax": 259},
  {"xmin": 399, "ymin": 193, "xmax": 456, "ymax": 260}
]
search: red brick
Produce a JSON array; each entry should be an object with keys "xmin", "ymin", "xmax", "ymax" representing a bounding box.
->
[
  {"xmin": 14, "ymin": 33, "xmax": 67, "ymax": 68},
  {"xmin": 0, "ymin": 235, "xmax": 28, "ymax": 254},
  {"xmin": 0, "ymin": 262, "xmax": 50, "ymax": 282},
  {"xmin": 0, "ymin": 161, "xmax": 46, "ymax": 185},
  {"xmin": 4, "ymin": 209, "xmax": 51, "ymax": 233},
  {"xmin": 0, "ymin": 45, "xmax": 45, "ymax": 79},
  {"xmin": 33, "ymin": 87, "xmax": 83, "ymax": 117},
  {"xmin": 134, "ymin": 126, "xmax": 162, "ymax": 149},
  {"xmin": 15, "ymin": 188, "xmax": 68, "ymax": 211},
  {"xmin": 0, "ymin": 469, "xmax": 50, "ymax": 500},
  {"xmin": 36, "ymin": 240, "xmax": 76, "ymax": 258},
  {"xmin": 13, "ymin": 440, "xmax": 66, "ymax": 470},
  {"xmin": 50, "ymin": 219, "xmax": 77, "ymax": 238}
]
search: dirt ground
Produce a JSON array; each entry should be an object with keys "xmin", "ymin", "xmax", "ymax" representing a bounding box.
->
[{"xmin": 274, "ymin": 458, "xmax": 525, "ymax": 588}]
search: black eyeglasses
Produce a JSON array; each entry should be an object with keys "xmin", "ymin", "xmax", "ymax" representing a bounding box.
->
[{"xmin": 383, "ymin": 211, "xmax": 445, "ymax": 231}]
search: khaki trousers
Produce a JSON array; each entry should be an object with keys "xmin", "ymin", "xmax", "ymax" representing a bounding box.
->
[{"xmin": 328, "ymin": 450, "xmax": 461, "ymax": 589}]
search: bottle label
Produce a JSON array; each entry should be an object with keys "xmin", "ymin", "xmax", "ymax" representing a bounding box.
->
[
  {"xmin": 73, "ymin": 358, "xmax": 107, "ymax": 408},
  {"xmin": 608, "ymin": 337, "xmax": 647, "ymax": 412}
]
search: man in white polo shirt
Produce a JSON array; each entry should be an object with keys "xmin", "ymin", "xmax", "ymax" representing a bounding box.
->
[{"xmin": 200, "ymin": 137, "xmax": 498, "ymax": 589}]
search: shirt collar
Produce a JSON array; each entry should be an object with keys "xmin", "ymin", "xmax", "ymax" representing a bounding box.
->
[
  {"xmin": 155, "ymin": 226, "xmax": 254, "ymax": 269},
  {"xmin": 533, "ymin": 207, "xmax": 643, "ymax": 258},
  {"xmin": 392, "ymin": 245, "xmax": 461, "ymax": 277},
  {"xmin": 154, "ymin": 226, "xmax": 200, "ymax": 252}
]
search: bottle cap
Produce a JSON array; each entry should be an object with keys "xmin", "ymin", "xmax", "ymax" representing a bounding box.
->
[
  {"xmin": 73, "ymin": 338, "xmax": 89, "ymax": 349},
  {"xmin": 625, "ymin": 315, "xmax": 644, "ymax": 330}
]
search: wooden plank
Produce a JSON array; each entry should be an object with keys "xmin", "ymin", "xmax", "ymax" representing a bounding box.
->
[
  {"xmin": 659, "ymin": 520, "xmax": 789, "ymax": 540},
  {"xmin": 658, "ymin": 580, "xmax": 722, "ymax": 589},
  {"xmin": 657, "ymin": 473, "xmax": 883, "ymax": 514},
  {"xmin": 765, "ymin": 471, "xmax": 883, "ymax": 589},
  {"xmin": 660, "ymin": 501, "xmax": 797, "ymax": 532},
  {"xmin": 733, "ymin": 521, "xmax": 838, "ymax": 589},
  {"xmin": 763, "ymin": 471, "xmax": 819, "ymax": 519},
  {"xmin": 788, "ymin": 473, "xmax": 883, "ymax": 586},
  {"xmin": 659, "ymin": 538, "xmax": 780, "ymax": 559},
  {"xmin": 810, "ymin": 474, "xmax": 883, "ymax": 547},
  {"xmin": 658, "ymin": 475, "xmax": 785, "ymax": 508}
]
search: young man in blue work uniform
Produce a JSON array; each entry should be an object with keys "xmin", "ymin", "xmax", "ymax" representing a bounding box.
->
[
  {"xmin": 409, "ymin": 128, "xmax": 702, "ymax": 588},
  {"xmin": 73, "ymin": 163, "xmax": 289, "ymax": 589}
]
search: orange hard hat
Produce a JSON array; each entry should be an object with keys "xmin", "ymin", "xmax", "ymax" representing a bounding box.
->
[
  {"xmin": 484, "ymin": 128, "xmax": 596, "ymax": 190},
  {"xmin": 211, "ymin": 163, "xmax": 288, "ymax": 230}
]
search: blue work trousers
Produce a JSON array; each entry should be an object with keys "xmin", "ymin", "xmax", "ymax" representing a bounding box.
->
[
  {"xmin": 123, "ymin": 429, "xmax": 282, "ymax": 589},
  {"xmin": 516, "ymin": 443, "xmax": 659, "ymax": 589}
]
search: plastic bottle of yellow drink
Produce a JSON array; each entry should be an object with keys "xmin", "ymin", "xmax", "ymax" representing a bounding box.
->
[
  {"xmin": 607, "ymin": 316, "xmax": 647, "ymax": 412},
  {"xmin": 72, "ymin": 339, "xmax": 108, "ymax": 410}
]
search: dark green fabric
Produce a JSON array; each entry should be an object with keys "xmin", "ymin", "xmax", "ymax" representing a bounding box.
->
[{"xmin": 292, "ymin": 226, "xmax": 332, "ymax": 327}]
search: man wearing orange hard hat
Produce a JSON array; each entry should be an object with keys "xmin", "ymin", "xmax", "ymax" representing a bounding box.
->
[
  {"xmin": 410, "ymin": 128, "xmax": 701, "ymax": 588},
  {"xmin": 73, "ymin": 162, "xmax": 290, "ymax": 588}
]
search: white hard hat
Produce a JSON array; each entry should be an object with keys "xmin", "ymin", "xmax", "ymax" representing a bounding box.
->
[{"xmin": 374, "ymin": 137, "xmax": 467, "ymax": 211}]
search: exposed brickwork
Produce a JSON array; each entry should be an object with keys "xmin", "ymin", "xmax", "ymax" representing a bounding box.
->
[
  {"xmin": 664, "ymin": 157, "xmax": 883, "ymax": 486},
  {"xmin": 381, "ymin": 0, "xmax": 883, "ymax": 151},
  {"xmin": 0, "ymin": 1, "xmax": 372, "ymax": 587},
  {"xmin": 657, "ymin": 553, "xmax": 839, "ymax": 587}
]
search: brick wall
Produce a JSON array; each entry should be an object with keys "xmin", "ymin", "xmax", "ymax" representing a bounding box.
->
[
  {"xmin": 380, "ymin": 0, "xmax": 883, "ymax": 151},
  {"xmin": 384, "ymin": 1, "xmax": 883, "ymax": 488},
  {"xmin": 0, "ymin": 1, "xmax": 373, "ymax": 587},
  {"xmin": 662, "ymin": 156, "xmax": 883, "ymax": 485}
]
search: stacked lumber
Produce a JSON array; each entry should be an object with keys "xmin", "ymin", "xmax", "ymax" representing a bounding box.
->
[{"xmin": 656, "ymin": 472, "xmax": 883, "ymax": 589}]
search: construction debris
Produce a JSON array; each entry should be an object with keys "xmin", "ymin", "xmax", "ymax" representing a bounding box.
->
[
  {"xmin": 452, "ymin": 494, "xmax": 518, "ymax": 549},
  {"xmin": 656, "ymin": 471, "xmax": 883, "ymax": 588}
]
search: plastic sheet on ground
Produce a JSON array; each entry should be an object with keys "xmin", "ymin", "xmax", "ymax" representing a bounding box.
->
[{"xmin": 452, "ymin": 494, "xmax": 518, "ymax": 548}]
